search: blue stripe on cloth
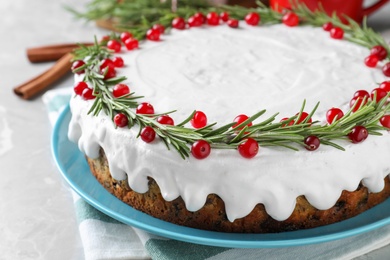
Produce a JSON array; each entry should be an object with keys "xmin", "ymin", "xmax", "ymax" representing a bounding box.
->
[
  {"xmin": 46, "ymin": 94, "xmax": 71, "ymax": 112},
  {"xmin": 75, "ymin": 198, "xmax": 122, "ymax": 225},
  {"xmin": 145, "ymin": 239, "xmax": 230, "ymax": 260}
]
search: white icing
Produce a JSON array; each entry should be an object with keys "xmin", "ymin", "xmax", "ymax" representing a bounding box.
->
[{"xmin": 69, "ymin": 24, "xmax": 390, "ymax": 222}]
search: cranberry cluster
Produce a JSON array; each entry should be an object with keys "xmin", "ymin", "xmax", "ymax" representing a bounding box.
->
[
  {"xmin": 172, "ymin": 11, "xmax": 240, "ymax": 29},
  {"xmin": 71, "ymin": 56, "xmax": 124, "ymax": 100},
  {"xmin": 327, "ymin": 81, "xmax": 390, "ymax": 142},
  {"xmin": 105, "ymin": 31, "xmax": 141, "ymax": 52},
  {"xmin": 365, "ymin": 45, "xmax": 390, "ymax": 77},
  {"xmin": 322, "ymin": 21, "xmax": 390, "ymax": 77}
]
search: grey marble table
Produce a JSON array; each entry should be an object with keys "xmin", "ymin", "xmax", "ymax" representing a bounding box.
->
[{"xmin": 0, "ymin": 1, "xmax": 389, "ymax": 259}]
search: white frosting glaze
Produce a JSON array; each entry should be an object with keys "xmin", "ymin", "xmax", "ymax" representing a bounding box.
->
[{"xmin": 68, "ymin": 24, "xmax": 390, "ymax": 222}]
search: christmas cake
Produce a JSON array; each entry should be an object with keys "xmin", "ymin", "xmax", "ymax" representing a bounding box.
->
[{"xmin": 68, "ymin": 8, "xmax": 390, "ymax": 232}]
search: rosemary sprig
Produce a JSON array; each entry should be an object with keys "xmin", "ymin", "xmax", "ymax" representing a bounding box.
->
[
  {"xmin": 68, "ymin": 0, "xmax": 390, "ymax": 61},
  {"xmin": 72, "ymin": 3, "xmax": 390, "ymax": 159},
  {"xmin": 66, "ymin": 0, "xmax": 213, "ymax": 39}
]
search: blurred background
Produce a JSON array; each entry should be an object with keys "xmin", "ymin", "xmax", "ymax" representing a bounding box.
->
[{"xmin": 0, "ymin": 0, "xmax": 389, "ymax": 259}]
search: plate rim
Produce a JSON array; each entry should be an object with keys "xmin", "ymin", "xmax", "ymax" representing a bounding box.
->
[{"xmin": 51, "ymin": 105, "xmax": 390, "ymax": 248}]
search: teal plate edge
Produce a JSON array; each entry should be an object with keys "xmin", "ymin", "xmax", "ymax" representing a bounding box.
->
[{"xmin": 51, "ymin": 105, "xmax": 390, "ymax": 248}]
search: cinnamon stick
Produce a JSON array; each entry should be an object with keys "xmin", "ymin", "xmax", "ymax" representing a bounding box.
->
[
  {"xmin": 27, "ymin": 43, "xmax": 92, "ymax": 63},
  {"xmin": 14, "ymin": 52, "xmax": 73, "ymax": 100}
]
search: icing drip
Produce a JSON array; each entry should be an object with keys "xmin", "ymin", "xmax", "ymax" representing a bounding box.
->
[{"xmin": 68, "ymin": 24, "xmax": 390, "ymax": 222}]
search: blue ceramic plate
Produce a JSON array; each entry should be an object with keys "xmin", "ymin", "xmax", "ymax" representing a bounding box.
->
[{"xmin": 52, "ymin": 105, "xmax": 390, "ymax": 248}]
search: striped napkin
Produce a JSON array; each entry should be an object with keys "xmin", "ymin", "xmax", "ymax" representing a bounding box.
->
[{"xmin": 44, "ymin": 89, "xmax": 390, "ymax": 260}]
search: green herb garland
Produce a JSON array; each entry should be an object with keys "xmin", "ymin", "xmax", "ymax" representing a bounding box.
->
[
  {"xmin": 72, "ymin": 2, "xmax": 390, "ymax": 159},
  {"xmin": 67, "ymin": 0, "xmax": 214, "ymax": 39},
  {"xmin": 68, "ymin": 0, "xmax": 390, "ymax": 56}
]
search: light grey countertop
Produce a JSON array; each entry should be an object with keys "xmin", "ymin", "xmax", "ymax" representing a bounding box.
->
[{"xmin": 0, "ymin": 1, "xmax": 389, "ymax": 259}]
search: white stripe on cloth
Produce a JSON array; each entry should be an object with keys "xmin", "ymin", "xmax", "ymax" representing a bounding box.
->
[
  {"xmin": 79, "ymin": 219, "xmax": 150, "ymax": 260},
  {"xmin": 132, "ymin": 227, "xmax": 169, "ymax": 246},
  {"xmin": 42, "ymin": 87, "xmax": 72, "ymax": 126},
  {"xmin": 206, "ymin": 224, "xmax": 390, "ymax": 260},
  {"xmin": 72, "ymin": 195, "xmax": 155, "ymax": 260}
]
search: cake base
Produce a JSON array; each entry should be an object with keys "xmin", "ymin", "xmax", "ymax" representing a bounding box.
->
[{"xmin": 87, "ymin": 149, "xmax": 390, "ymax": 233}]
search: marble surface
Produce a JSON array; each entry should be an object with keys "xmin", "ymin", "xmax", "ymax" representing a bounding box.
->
[{"xmin": 0, "ymin": 0, "xmax": 389, "ymax": 259}]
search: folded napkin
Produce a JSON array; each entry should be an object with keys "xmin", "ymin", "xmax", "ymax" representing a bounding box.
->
[{"xmin": 44, "ymin": 89, "xmax": 390, "ymax": 260}]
